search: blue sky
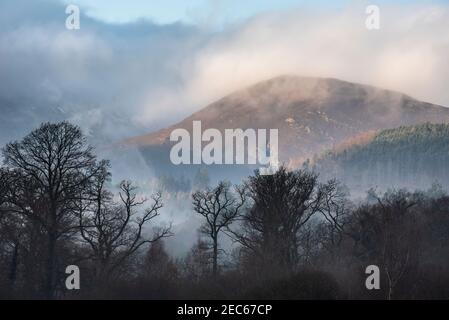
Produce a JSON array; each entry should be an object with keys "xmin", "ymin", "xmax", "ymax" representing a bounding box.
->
[
  {"xmin": 63, "ymin": 0, "xmax": 449, "ymax": 24},
  {"xmin": 63, "ymin": 0, "xmax": 334, "ymax": 24}
]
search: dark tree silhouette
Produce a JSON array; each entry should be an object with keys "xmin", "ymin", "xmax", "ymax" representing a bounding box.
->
[
  {"xmin": 346, "ymin": 189, "xmax": 419, "ymax": 299},
  {"xmin": 229, "ymin": 167, "xmax": 326, "ymax": 274},
  {"xmin": 316, "ymin": 179, "xmax": 352, "ymax": 257},
  {"xmin": 1, "ymin": 122, "xmax": 107, "ymax": 298},
  {"xmin": 79, "ymin": 175, "xmax": 172, "ymax": 283},
  {"xmin": 192, "ymin": 181, "xmax": 245, "ymax": 277}
]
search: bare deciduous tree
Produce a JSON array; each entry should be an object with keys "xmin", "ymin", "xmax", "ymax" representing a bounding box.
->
[
  {"xmin": 1, "ymin": 122, "xmax": 106, "ymax": 298},
  {"xmin": 315, "ymin": 179, "xmax": 352, "ymax": 259},
  {"xmin": 348, "ymin": 189, "xmax": 418, "ymax": 299},
  {"xmin": 79, "ymin": 176, "xmax": 172, "ymax": 282},
  {"xmin": 228, "ymin": 167, "xmax": 325, "ymax": 273},
  {"xmin": 192, "ymin": 181, "xmax": 245, "ymax": 277}
]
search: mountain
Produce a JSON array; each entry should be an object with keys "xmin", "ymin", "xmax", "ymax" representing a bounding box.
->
[
  {"xmin": 120, "ymin": 75, "xmax": 449, "ymax": 180},
  {"xmin": 312, "ymin": 123, "xmax": 449, "ymax": 193}
]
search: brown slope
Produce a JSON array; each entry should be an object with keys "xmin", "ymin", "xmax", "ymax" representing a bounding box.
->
[{"xmin": 122, "ymin": 75, "xmax": 449, "ymax": 166}]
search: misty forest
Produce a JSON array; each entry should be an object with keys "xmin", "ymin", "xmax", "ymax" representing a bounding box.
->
[{"xmin": 1, "ymin": 122, "xmax": 449, "ymax": 300}]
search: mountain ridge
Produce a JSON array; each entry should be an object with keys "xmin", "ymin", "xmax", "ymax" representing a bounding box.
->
[{"xmin": 119, "ymin": 75, "xmax": 449, "ymax": 173}]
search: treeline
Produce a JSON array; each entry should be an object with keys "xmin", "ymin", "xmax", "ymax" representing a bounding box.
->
[
  {"xmin": 312, "ymin": 122, "xmax": 449, "ymax": 192},
  {"xmin": 1, "ymin": 122, "xmax": 449, "ymax": 299}
]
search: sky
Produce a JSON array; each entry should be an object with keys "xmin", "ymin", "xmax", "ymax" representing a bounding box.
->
[
  {"xmin": 1, "ymin": 0, "xmax": 449, "ymax": 146},
  {"xmin": 62, "ymin": 0, "xmax": 345, "ymax": 24},
  {"xmin": 63, "ymin": 0, "xmax": 449, "ymax": 24}
]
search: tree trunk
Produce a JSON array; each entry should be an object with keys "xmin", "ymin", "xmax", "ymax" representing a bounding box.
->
[
  {"xmin": 212, "ymin": 237, "xmax": 218, "ymax": 277},
  {"xmin": 44, "ymin": 232, "xmax": 57, "ymax": 299},
  {"xmin": 8, "ymin": 243, "xmax": 19, "ymax": 292}
]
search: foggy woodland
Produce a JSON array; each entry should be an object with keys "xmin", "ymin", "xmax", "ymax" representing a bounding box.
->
[{"xmin": 1, "ymin": 122, "xmax": 449, "ymax": 300}]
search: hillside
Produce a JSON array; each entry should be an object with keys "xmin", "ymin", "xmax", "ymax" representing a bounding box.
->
[
  {"xmin": 312, "ymin": 123, "xmax": 449, "ymax": 193},
  {"xmin": 120, "ymin": 75, "xmax": 449, "ymax": 179}
]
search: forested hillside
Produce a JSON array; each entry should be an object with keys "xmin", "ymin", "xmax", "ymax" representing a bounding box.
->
[{"xmin": 312, "ymin": 123, "xmax": 449, "ymax": 193}]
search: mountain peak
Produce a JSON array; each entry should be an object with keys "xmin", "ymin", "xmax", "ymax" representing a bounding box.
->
[{"xmin": 122, "ymin": 76, "xmax": 449, "ymax": 170}]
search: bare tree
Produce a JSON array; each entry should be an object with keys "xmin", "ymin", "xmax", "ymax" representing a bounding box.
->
[
  {"xmin": 192, "ymin": 181, "xmax": 245, "ymax": 277},
  {"xmin": 315, "ymin": 179, "xmax": 352, "ymax": 259},
  {"xmin": 1, "ymin": 122, "xmax": 106, "ymax": 298},
  {"xmin": 228, "ymin": 167, "xmax": 324, "ymax": 273},
  {"xmin": 79, "ymin": 177, "xmax": 172, "ymax": 283},
  {"xmin": 0, "ymin": 169, "xmax": 47, "ymax": 296},
  {"xmin": 348, "ymin": 189, "xmax": 418, "ymax": 299},
  {"xmin": 0, "ymin": 210, "xmax": 24, "ymax": 293}
]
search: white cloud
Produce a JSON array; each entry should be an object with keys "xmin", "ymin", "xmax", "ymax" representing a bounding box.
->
[
  {"xmin": 185, "ymin": 4, "xmax": 449, "ymax": 109},
  {"xmin": 0, "ymin": 1, "xmax": 448, "ymax": 145}
]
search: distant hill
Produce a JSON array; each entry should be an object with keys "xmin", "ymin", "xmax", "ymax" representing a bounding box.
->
[
  {"xmin": 311, "ymin": 123, "xmax": 449, "ymax": 193},
  {"xmin": 120, "ymin": 75, "xmax": 449, "ymax": 180}
]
